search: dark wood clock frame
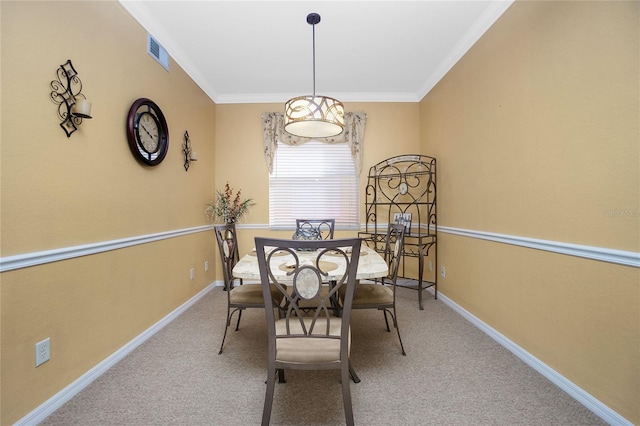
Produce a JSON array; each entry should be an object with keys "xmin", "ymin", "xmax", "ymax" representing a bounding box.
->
[{"xmin": 126, "ymin": 98, "xmax": 169, "ymax": 166}]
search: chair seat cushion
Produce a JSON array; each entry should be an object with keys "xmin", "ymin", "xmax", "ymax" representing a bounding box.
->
[
  {"xmin": 275, "ymin": 317, "xmax": 350, "ymax": 364},
  {"xmin": 343, "ymin": 283, "xmax": 393, "ymax": 305},
  {"xmin": 230, "ymin": 283, "xmax": 285, "ymax": 305}
]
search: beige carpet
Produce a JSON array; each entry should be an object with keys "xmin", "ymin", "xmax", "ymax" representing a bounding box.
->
[{"xmin": 41, "ymin": 285, "xmax": 606, "ymax": 425}]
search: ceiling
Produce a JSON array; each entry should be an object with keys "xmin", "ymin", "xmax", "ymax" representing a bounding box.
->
[{"xmin": 119, "ymin": 1, "xmax": 514, "ymax": 104}]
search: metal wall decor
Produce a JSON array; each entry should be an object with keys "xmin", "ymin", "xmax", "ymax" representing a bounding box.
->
[
  {"xmin": 50, "ymin": 59, "xmax": 92, "ymax": 137},
  {"xmin": 182, "ymin": 130, "xmax": 197, "ymax": 171}
]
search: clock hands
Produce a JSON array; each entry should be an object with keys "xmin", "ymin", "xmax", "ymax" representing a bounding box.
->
[{"xmin": 139, "ymin": 122, "xmax": 156, "ymax": 140}]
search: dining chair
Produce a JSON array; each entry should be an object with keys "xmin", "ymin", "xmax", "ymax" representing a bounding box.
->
[
  {"xmin": 294, "ymin": 218, "xmax": 336, "ymax": 240},
  {"xmin": 255, "ymin": 236, "xmax": 362, "ymax": 426},
  {"xmin": 340, "ymin": 223, "xmax": 407, "ymax": 355},
  {"xmin": 214, "ymin": 224, "xmax": 286, "ymax": 354},
  {"xmin": 294, "ymin": 219, "xmax": 337, "ymax": 311}
]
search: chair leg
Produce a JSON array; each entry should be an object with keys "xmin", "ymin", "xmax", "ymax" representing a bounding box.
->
[
  {"xmin": 396, "ymin": 323, "xmax": 407, "ymax": 356},
  {"xmin": 391, "ymin": 309, "xmax": 407, "ymax": 356},
  {"xmin": 348, "ymin": 360, "xmax": 361, "ymax": 384},
  {"xmin": 218, "ymin": 318, "xmax": 230, "ymax": 355},
  {"xmin": 278, "ymin": 368, "xmax": 286, "ymax": 383},
  {"xmin": 382, "ymin": 309, "xmax": 391, "ymax": 332},
  {"xmin": 341, "ymin": 365, "xmax": 355, "ymax": 426},
  {"xmin": 386, "ymin": 308, "xmax": 407, "ymax": 356},
  {"xmin": 235, "ymin": 309, "xmax": 243, "ymax": 331},
  {"xmin": 262, "ymin": 368, "xmax": 277, "ymax": 426},
  {"xmin": 219, "ymin": 308, "xmax": 240, "ymax": 355},
  {"xmin": 264, "ymin": 369, "xmax": 286, "ymax": 384}
]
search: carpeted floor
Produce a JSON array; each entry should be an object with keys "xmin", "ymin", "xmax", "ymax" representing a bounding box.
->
[{"xmin": 40, "ymin": 285, "xmax": 606, "ymax": 425}]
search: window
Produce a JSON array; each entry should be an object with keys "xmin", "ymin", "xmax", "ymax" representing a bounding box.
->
[{"xmin": 269, "ymin": 141, "xmax": 359, "ymax": 230}]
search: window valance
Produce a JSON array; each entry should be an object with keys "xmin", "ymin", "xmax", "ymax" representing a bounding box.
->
[{"xmin": 262, "ymin": 111, "xmax": 367, "ymax": 175}]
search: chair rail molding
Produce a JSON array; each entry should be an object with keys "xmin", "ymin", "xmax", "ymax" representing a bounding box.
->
[
  {"xmin": 0, "ymin": 225, "xmax": 214, "ymax": 272},
  {"xmin": 438, "ymin": 226, "xmax": 640, "ymax": 268},
  {"xmin": 1, "ymin": 224, "xmax": 637, "ymax": 273}
]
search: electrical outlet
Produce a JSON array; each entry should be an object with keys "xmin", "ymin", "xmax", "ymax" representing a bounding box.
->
[
  {"xmin": 204, "ymin": 261, "xmax": 209, "ymax": 272},
  {"xmin": 190, "ymin": 268, "xmax": 195, "ymax": 280},
  {"xmin": 35, "ymin": 338, "xmax": 50, "ymax": 367},
  {"xmin": 440, "ymin": 266, "xmax": 446, "ymax": 278},
  {"xmin": 428, "ymin": 261, "xmax": 433, "ymax": 271}
]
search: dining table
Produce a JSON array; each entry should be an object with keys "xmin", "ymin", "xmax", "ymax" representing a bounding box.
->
[{"xmin": 232, "ymin": 244, "xmax": 389, "ymax": 282}]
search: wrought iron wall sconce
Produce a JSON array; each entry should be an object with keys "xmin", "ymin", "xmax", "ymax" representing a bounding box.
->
[
  {"xmin": 50, "ymin": 59, "xmax": 92, "ymax": 137},
  {"xmin": 183, "ymin": 131, "xmax": 198, "ymax": 171}
]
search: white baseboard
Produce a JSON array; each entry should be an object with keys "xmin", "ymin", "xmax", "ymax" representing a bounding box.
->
[
  {"xmin": 435, "ymin": 290, "xmax": 633, "ymax": 426},
  {"xmin": 15, "ymin": 283, "xmax": 216, "ymax": 426}
]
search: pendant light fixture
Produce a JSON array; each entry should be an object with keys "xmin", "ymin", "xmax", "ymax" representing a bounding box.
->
[{"xmin": 284, "ymin": 13, "xmax": 345, "ymax": 138}]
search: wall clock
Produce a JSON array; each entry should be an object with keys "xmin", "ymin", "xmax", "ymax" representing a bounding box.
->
[{"xmin": 126, "ymin": 98, "xmax": 169, "ymax": 166}]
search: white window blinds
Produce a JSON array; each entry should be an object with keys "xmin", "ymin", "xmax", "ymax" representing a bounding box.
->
[{"xmin": 269, "ymin": 141, "xmax": 359, "ymax": 230}]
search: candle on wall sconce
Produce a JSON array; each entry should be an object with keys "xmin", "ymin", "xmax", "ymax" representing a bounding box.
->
[
  {"xmin": 50, "ymin": 59, "xmax": 92, "ymax": 137},
  {"xmin": 73, "ymin": 98, "xmax": 92, "ymax": 118},
  {"xmin": 183, "ymin": 131, "xmax": 197, "ymax": 171}
]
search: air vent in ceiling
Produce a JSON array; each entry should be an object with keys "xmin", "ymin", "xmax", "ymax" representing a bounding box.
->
[{"xmin": 147, "ymin": 33, "xmax": 169, "ymax": 71}]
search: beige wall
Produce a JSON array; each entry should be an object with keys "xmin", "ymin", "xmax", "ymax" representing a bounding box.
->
[
  {"xmin": 1, "ymin": 1, "xmax": 217, "ymax": 423},
  {"xmin": 420, "ymin": 1, "xmax": 639, "ymax": 423}
]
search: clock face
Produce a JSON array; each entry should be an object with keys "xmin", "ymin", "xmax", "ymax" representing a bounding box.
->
[
  {"xmin": 136, "ymin": 112, "xmax": 160, "ymax": 154},
  {"xmin": 126, "ymin": 98, "xmax": 169, "ymax": 166}
]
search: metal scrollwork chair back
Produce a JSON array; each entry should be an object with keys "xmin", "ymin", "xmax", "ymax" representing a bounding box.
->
[
  {"xmin": 255, "ymin": 236, "xmax": 361, "ymax": 426},
  {"xmin": 341, "ymin": 223, "xmax": 407, "ymax": 355},
  {"xmin": 294, "ymin": 219, "xmax": 336, "ymax": 240},
  {"xmin": 214, "ymin": 224, "xmax": 286, "ymax": 354},
  {"xmin": 294, "ymin": 219, "xmax": 338, "ymax": 309}
]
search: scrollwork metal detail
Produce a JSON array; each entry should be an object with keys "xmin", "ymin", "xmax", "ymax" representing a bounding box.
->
[
  {"xmin": 50, "ymin": 60, "xmax": 90, "ymax": 137},
  {"xmin": 360, "ymin": 154, "xmax": 438, "ymax": 308},
  {"xmin": 363, "ymin": 155, "xmax": 437, "ymax": 237},
  {"xmin": 183, "ymin": 131, "xmax": 196, "ymax": 171}
]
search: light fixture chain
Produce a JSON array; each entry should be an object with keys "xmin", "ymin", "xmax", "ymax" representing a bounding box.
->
[{"xmin": 312, "ymin": 20, "xmax": 316, "ymax": 96}]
